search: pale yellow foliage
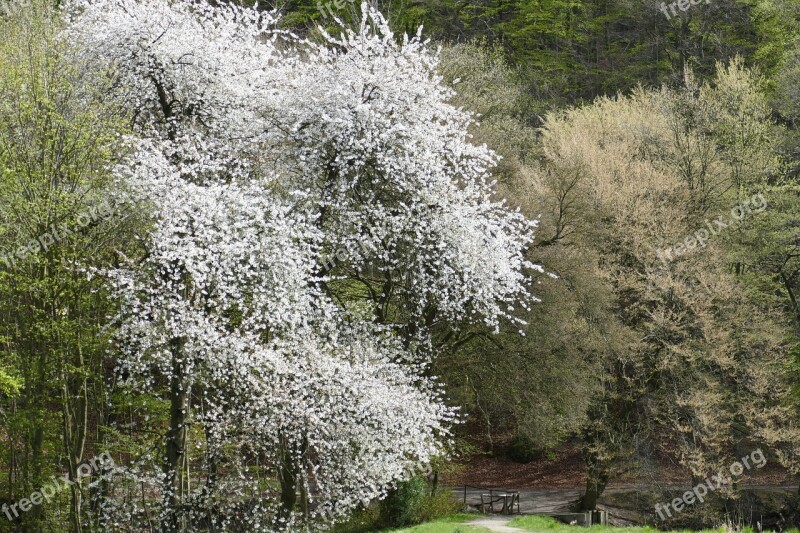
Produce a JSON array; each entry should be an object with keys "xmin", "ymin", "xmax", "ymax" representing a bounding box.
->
[{"xmin": 535, "ymin": 60, "xmax": 792, "ymax": 483}]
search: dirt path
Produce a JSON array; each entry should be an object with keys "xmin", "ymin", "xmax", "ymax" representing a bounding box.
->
[
  {"xmin": 455, "ymin": 487, "xmax": 582, "ymax": 514},
  {"xmin": 444, "ymin": 448, "xmax": 797, "ymax": 490},
  {"xmin": 456, "ymin": 484, "xmax": 799, "ymax": 527},
  {"xmin": 455, "ymin": 484, "xmax": 799, "ymax": 514},
  {"xmin": 467, "ymin": 517, "xmax": 527, "ymax": 533}
]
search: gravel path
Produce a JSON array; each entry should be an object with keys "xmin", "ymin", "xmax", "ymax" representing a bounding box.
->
[
  {"xmin": 455, "ymin": 484, "xmax": 800, "ymax": 514},
  {"xmin": 466, "ymin": 516, "xmax": 527, "ymax": 533},
  {"xmin": 455, "ymin": 487, "xmax": 582, "ymax": 514}
]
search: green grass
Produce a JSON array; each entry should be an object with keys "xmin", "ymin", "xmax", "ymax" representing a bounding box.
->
[
  {"xmin": 376, "ymin": 513, "xmax": 492, "ymax": 532},
  {"xmin": 509, "ymin": 515, "xmax": 670, "ymax": 532},
  {"xmin": 374, "ymin": 514, "xmax": 800, "ymax": 533},
  {"xmin": 507, "ymin": 515, "xmax": 800, "ymax": 533}
]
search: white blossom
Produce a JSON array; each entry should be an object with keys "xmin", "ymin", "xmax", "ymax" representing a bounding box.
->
[{"xmin": 65, "ymin": 0, "xmax": 536, "ymax": 529}]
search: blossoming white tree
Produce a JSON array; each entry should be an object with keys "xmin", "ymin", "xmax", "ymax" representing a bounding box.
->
[
  {"xmin": 104, "ymin": 144, "xmax": 452, "ymax": 530},
  {"xmin": 66, "ymin": 0, "xmax": 537, "ymax": 530},
  {"xmin": 269, "ymin": 14, "xmax": 538, "ymax": 345}
]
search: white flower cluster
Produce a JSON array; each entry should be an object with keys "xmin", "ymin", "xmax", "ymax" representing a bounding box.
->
[
  {"xmin": 65, "ymin": 0, "xmax": 537, "ymax": 530},
  {"xmin": 272, "ymin": 12, "xmax": 540, "ymax": 331}
]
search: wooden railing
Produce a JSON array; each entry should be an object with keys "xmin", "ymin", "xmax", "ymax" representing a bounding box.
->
[{"xmin": 458, "ymin": 485, "xmax": 521, "ymax": 514}]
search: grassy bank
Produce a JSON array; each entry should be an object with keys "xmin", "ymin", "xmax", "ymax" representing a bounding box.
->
[
  {"xmin": 378, "ymin": 513, "xmax": 800, "ymax": 533},
  {"xmin": 509, "ymin": 515, "xmax": 799, "ymax": 533},
  {"xmin": 377, "ymin": 514, "xmax": 491, "ymax": 532}
]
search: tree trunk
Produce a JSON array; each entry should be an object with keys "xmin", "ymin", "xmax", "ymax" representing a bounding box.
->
[
  {"xmin": 277, "ymin": 436, "xmax": 298, "ymax": 527},
  {"xmin": 278, "ymin": 434, "xmax": 308, "ymax": 528},
  {"xmin": 163, "ymin": 338, "xmax": 189, "ymax": 533},
  {"xmin": 202, "ymin": 421, "xmax": 218, "ymax": 527},
  {"xmin": 577, "ymin": 445, "xmax": 611, "ymax": 512},
  {"xmin": 28, "ymin": 425, "xmax": 45, "ymax": 527},
  {"xmin": 578, "ymin": 467, "xmax": 609, "ymax": 511},
  {"xmin": 61, "ymin": 344, "xmax": 88, "ymax": 533}
]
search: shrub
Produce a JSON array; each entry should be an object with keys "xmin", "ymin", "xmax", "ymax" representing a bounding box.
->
[
  {"xmin": 380, "ymin": 477, "xmax": 428, "ymax": 527},
  {"xmin": 378, "ymin": 477, "xmax": 461, "ymax": 528},
  {"xmin": 507, "ymin": 435, "xmax": 544, "ymax": 464},
  {"xmin": 331, "ymin": 504, "xmax": 382, "ymax": 533}
]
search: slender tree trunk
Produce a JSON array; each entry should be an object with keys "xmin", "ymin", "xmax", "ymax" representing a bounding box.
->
[
  {"xmin": 202, "ymin": 421, "xmax": 218, "ymax": 528},
  {"xmin": 90, "ymin": 357, "xmax": 116, "ymax": 530},
  {"xmin": 25, "ymin": 312, "xmax": 48, "ymax": 530},
  {"xmin": 163, "ymin": 338, "xmax": 189, "ymax": 533},
  {"xmin": 30, "ymin": 426, "xmax": 45, "ymax": 526},
  {"xmin": 61, "ymin": 344, "xmax": 88, "ymax": 533},
  {"xmin": 278, "ymin": 436, "xmax": 298, "ymax": 527},
  {"xmin": 278, "ymin": 434, "xmax": 309, "ymax": 529},
  {"xmin": 9, "ymin": 398, "xmax": 16, "ymax": 500}
]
